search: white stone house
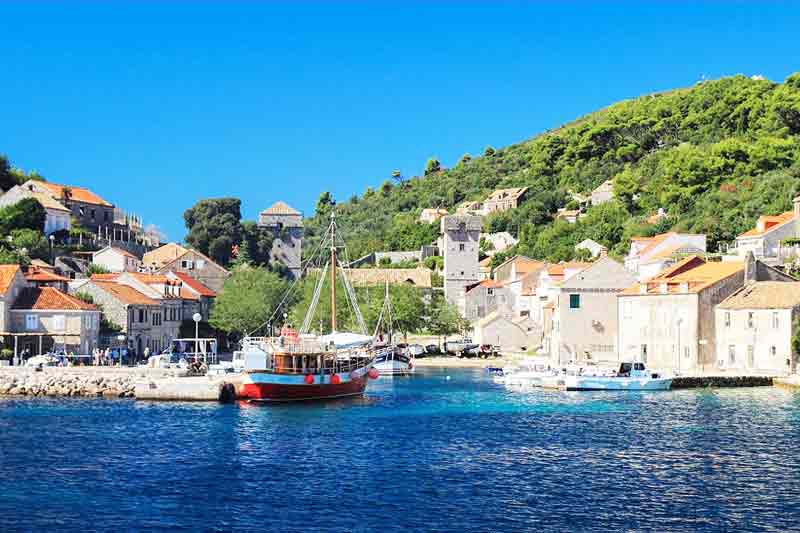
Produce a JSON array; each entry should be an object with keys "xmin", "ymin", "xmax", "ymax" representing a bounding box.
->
[
  {"xmin": 624, "ymin": 232, "xmax": 707, "ymax": 280},
  {"xmin": 473, "ymin": 311, "xmax": 538, "ymax": 352},
  {"xmin": 0, "ymin": 185, "xmax": 71, "ymax": 235},
  {"xmin": 549, "ymin": 257, "xmax": 636, "ymax": 365},
  {"xmin": 482, "ymin": 187, "xmax": 528, "ymax": 214},
  {"xmin": 480, "ymin": 232, "xmax": 518, "ymax": 256},
  {"xmin": 464, "ymin": 279, "xmax": 512, "ymax": 322},
  {"xmin": 575, "ymin": 239, "xmax": 608, "ymax": 259},
  {"xmin": 715, "ymin": 282, "xmax": 800, "ymax": 375},
  {"xmin": 92, "ymin": 246, "xmax": 142, "ymax": 273},
  {"xmin": 617, "ymin": 256, "xmax": 747, "ymax": 375},
  {"xmin": 591, "ymin": 179, "xmax": 614, "ymax": 206},
  {"xmin": 419, "ymin": 208, "xmax": 449, "ymax": 224},
  {"xmin": 734, "ymin": 196, "xmax": 800, "ymax": 259}
]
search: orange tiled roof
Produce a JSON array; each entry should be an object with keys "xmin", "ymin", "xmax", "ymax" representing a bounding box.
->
[
  {"xmin": 621, "ymin": 256, "xmax": 744, "ymax": 295},
  {"xmin": 0, "ymin": 265, "xmax": 21, "ymax": 295},
  {"xmin": 29, "ymin": 191, "xmax": 70, "ymax": 212},
  {"xmin": 172, "ymin": 272, "xmax": 216, "ymax": 297},
  {"xmin": 636, "ymin": 232, "xmax": 674, "ymax": 257},
  {"xmin": 90, "ymin": 273, "xmax": 121, "ymax": 281},
  {"xmin": 24, "ymin": 267, "xmax": 69, "ymax": 282},
  {"xmin": 37, "ymin": 182, "xmax": 113, "ymax": 207},
  {"xmin": 738, "ymin": 211, "xmax": 795, "ymax": 238},
  {"xmin": 92, "ymin": 281, "xmax": 158, "ymax": 306},
  {"xmin": 179, "ymin": 288, "xmax": 199, "ymax": 301},
  {"xmin": 261, "ymin": 201, "xmax": 301, "ymax": 216},
  {"xmin": 12, "ymin": 287, "xmax": 96, "ymax": 311},
  {"xmin": 142, "ymin": 243, "xmax": 188, "ymax": 268},
  {"xmin": 129, "ymin": 272, "xmax": 172, "ymax": 284}
]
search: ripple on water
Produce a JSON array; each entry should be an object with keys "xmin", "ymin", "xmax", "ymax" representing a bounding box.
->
[{"xmin": 1, "ymin": 369, "xmax": 800, "ymax": 532}]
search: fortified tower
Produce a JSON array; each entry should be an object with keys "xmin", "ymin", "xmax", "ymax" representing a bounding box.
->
[
  {"xmin": 258, "ymin": 201, "xmax": 303, "ymax": 279},
  {"xmin": 441, "ymin": 214, "xmax": 482, "ymax": 314}
]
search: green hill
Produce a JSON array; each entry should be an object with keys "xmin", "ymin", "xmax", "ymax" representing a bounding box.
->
[{"xmin": 304, "ymin": 72, "xmax": 800, "ymax": 264}]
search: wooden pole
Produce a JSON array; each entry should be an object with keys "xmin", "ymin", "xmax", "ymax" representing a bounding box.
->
[{"xmin": 330, "ymin": 214, "xmax": 337, "ymax": 333}]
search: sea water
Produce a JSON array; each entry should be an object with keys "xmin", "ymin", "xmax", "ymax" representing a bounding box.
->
[{"xmin": 1, "ymin": 368, "xmax": 799, "ymax": 532}]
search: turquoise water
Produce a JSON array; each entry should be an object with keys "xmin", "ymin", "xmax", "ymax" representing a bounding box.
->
[{"xmin": 1, "ymin": 368, "xmax": 800, "ymax": 532}]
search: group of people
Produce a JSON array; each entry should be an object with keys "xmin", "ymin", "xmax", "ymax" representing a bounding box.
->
[{"xmin": 91, "ymin": 346, "xmax": 152, "ymax": 366}]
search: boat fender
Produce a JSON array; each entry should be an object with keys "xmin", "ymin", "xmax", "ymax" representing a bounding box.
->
[
  {"xmin": 331, "ymin": 374, "xmax": 341, "ymax": 385},
  {"xmin": 304, "ymin": 374, "xmax": 315, "ymax": 385},
  {"xmin": 408, "ymin": 361, "xmax": 413, "ymax": 370},
  {"xmin": 368, "ymin": 368, "xmax": 380, "ymax": 380}
]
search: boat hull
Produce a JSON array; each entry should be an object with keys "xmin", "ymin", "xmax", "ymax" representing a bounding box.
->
[
  {"xmin": 237, "ymin": 370, "xmax": 369, "ymax": 402},
  {"xmin": 562, "ymin": 376, "xmax": 673, "ymax": 391}
]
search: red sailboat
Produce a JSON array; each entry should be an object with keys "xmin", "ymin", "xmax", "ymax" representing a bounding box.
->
[{"xmin": 236, "ymin": 214, "xmax": 387, "ymax": 402}]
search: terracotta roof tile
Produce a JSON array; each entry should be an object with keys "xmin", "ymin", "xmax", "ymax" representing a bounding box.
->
[
  {"xmin": 261, "ymin": 201, "xmax": 301, "ymax": 216},
  {"xmin": 737, "ymin": 211, "xmax": 795, "ymax": 238},
  {"xmin": 92, "ymin": 281, "xmax": 159, "ymax": 306},
  {"xmin": 142, "ymin": 243, "xmax": 188, "ymax": 268},
  {"xmin": 621, "ymin": 256, "xmax": 744, "ymax": 295},
  {"xmin": 24, "ymin": 267, "xmax": 70, "ymax": 282},
  {"xmin": 37, "ymin": 182, "xmax": 113, "ymax": 207},
  {"xmin": 12, "ymin": 287, "xmax": 96, "ymax": 311},
  {"xmin": 172, "ymin": 272, "xmax": 216, "ymax": 297},
  {"xmin": 0, "ymin": 265, "xmax": 21, "ymax": 295}
]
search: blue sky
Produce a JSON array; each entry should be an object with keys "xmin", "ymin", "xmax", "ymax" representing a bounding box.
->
[{"xmin": 2, "ymin": 1, "xmax": 799, "ymax": 241}]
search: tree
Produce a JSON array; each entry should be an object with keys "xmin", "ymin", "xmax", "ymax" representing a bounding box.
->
[
  {"xmin": 9, "ymin": 229, "xmax": 49, "ymax": 260},
  {"xmin": 0, "ymin": 198, "xmax": 46, "ymax": 234},
  {"xmin": 0, "ymin": 155, "xmax": 15, "ymax": 192},
  {"xmin": 427, "ymin": 295, "xmax": 469, "ymax": 347},
  {"xmin": 209, "ymin": 265, "xmax": 289, "ymax": 337},
  {"xmin": 459, "ymin": 153, "xmax": 472, "ymax": 165},
  {"xmin": 424, "ymin": 158, "xmax": 441, "ymax": 175},
  {"xmin": 484, "ymin": 146, "xmax": 496, "ymax": 157},
  {"xmin": 230, "ymin": 238, "xmax": 252, "ymax": 268},
  {"xmin": 183, "ymin": 198, "xmax": 242, "ymax": 266},
  {"xmin": 87, "ymin": 263, "xmax": 110, "ymax": 275},
  {"xmin": 315, "ymin": 191, "xmax": 335, "ymax": 215}
]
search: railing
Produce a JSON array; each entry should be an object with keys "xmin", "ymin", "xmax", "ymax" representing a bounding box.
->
[{"xmin": 240, "ymin": 336, "xmax": 377, "ymax": 374}]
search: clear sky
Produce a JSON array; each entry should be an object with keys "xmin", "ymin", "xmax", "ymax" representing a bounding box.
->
[{"xmin": 2, "ymin": 1, "xmax": 799, "ymax": 241}]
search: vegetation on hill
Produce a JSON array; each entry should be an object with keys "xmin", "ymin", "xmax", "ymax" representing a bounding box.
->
[{"xmin": 303, "ymin": 72, "xmax": 800, "ymax": 263}]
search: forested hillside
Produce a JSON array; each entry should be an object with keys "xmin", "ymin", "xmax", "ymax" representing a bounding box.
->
[{"xmin": 304, "ymin": 73, "xmax": 800, "ymax": 263}]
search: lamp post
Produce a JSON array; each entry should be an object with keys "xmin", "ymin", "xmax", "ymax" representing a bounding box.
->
[
  {"xmin": 192, "ymin": 313, "xmax": 202, "ymax": 362},
  {"xmin": 49, "ymin": 234, "xmax": 55, "ymax": 266},
  {"xmin": 116, "ymin": 334, "xmax": 126, "ymax": 367}
]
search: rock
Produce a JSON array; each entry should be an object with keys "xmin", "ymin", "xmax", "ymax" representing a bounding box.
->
[{"xmin": 102, "ymin": 389, "xmax": 121, "ymax": 399}]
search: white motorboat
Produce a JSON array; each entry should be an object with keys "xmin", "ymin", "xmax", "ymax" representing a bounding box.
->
[
  {"xmin": 497, "ymin": 358, "xmax": 554, "ymax": 386},
  {"xmin": 559, "ymin": 362, "xmax": 672, "ymax": 391},
  {"xmin": 373, "ymin": 346, "xmax": 415, "ymax": 377}
]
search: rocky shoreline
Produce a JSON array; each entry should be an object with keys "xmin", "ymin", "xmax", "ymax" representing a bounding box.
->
[{"xmin": 0, "ymin": 367, "xmax": 181, "ymax": 399}]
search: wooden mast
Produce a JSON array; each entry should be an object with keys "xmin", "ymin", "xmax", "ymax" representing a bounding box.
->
[{"xmin": 330, "ymin": 212, "xmax": 337, "ymax": 332}]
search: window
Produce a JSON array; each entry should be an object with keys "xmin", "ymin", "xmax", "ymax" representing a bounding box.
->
[
  {"xmin": 181, "ymin": 260, "xmax": 194, "ymax": 270},
  {"xmin": 459, "ymin": 243, "xmax": 465, "ymax": 252},
  {"xmin": 25, "ymin": 314, "xmax": 38, "ymax": 331},
  {"xmin": 139, "ymin": 309, "xmax": 145, "ymax": 322},
  {"xmin": 90, "ymin": 209, "xmax": 96, "ymax": 221},
  {"xmin": 569, "ymin": 294, "xmax": 580, "ymax": 309},
  {"xmin": 772, "ymin": 312, "xmax": 779, "ymax": 329},
  {"xmin": 747, "ymin": 312, "xmax": 754, "ymax": 329},
  {"xmin": 771, "ymin": 346, "xmax": 777, "ymax": 358},
  {"xmin": 724, "ymin": 312, "xmax": 730, "ymax": 327},
  {"xmin": 640, "ymin": 344, "xmax": 648, "ymax": 363},
  {"xmin": 747, "ymin": 345, "xmax": 754, "ymax": 368},
  {"xmin": 728, "ymin": 345, "xmax": 736, "ymax": 365},
  {"xmin": 104, "ymin": 211, "xmax": 109, "ymax": 222},
  {"xmin": 487, "ymin": 288, "xmax": 494, "ymax": 296},
  {"xmin": 53, "ymin": 315, "xmax": 65, "ymax": 331}
]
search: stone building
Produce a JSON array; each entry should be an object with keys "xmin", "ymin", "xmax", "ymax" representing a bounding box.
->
[
  {"xmin": 441, "ymin": 215, "xmax": 481, "ymax": 313},
  {"xmin": 615, "ymin": 255, "xmax": 788, "ymax": 375},
  {"xmin": 144, "ymin": 243, "xmax": 230, "ymax": 293},
  {"xmin": 165, "ymin": 271, "xmax": 217, "ymax": 321},
  {"xmin": 734, "ymin": 196, "xmax": 800, "ymax": 260},
  {"xmin": 590, "ymin": 179, "xmax": 614, "ymax": 206},
  {"xmin": 92, "ymin": 246, "xmax": 142, "ymax": 273},
  {"xmin": 473, "ymin": 311, "xmax": 538, "ymax": 352},
  {"xmin": 10, "ymin": 287, "xmax": 100, "ymax": 354},
  {"xmin": 0, "ymin": 185, "xmax": 71, "ymax": 235},
  {"xmin": 464, "ymin": 279, "xmax": 512, "ymax": 321},
  {"xmin": 10, "ymin": 180, "xmax": 115, "ymax": 235},
  {"xmin": 548, "ymin": 257, "xmax": 636, "ymax": 365},
  {"xmin": 419, "ymin": 208, "xmax": 449, "ymax": 224},
  {"xmin": 258, "ymin": 201, "xmax": 303, "ymax": 279},
  {"xmin": 624, "ymin": 232, "xmax": 707, "ymax": 280},
  {"xmin": 715, "ymin": 281, "xmax": 800, "ymax": 375},
  {"xmin": 482, "ymin": 187, "xmax": 529, "ymax": 214},
  {"xmin": 0, "ymin": 265, "xmax": 27, "ymax": 333}
]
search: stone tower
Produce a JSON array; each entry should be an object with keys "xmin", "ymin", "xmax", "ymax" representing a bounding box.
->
[
  {"xmin": 441, "ymin": 214, "xmax": 482, "ymax": 314},
  {"xmin": 257, "ymin": 201, "xmax": 303, "ymax": 279}
]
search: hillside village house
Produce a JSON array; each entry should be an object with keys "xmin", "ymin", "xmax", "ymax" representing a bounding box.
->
[
  {"xmin": 24, "ymin": 267, "xmax": 70, "ymax": 293},
  {"xmin": 144, "ymin": 243, "xmax": 230, "ymax": 293},
  {"xmin": 165, "ymin": 271, "xmax": 217, "ymax": 320},
  {"xmin": 480, "ymin": 232, "xmax": 518, "ymax": 256},
  {"xmin": 624, "ymin": 232, "xmax": 707, "ymax": 280},
  {"xmin": 482, "ymin": 187, "xmax": 529, "ymax": 214},
  {"xmin": 555, "ymin": 208, "xmax": 581, "ymax": 224},
  {"xmin": 92, "ymin": 246, "xmax": 141, "ymax": 273},
  {"xmin": 12, "ymin": 180, "xmax": 115, "ymax": 235},
  {"xmin": 0, "ymin": 265, "xmax": 27, "ymax": 335},
  {"xmin": 419, "ymin": 208, "xmax": 449, "ymax": 224},
  {"xmin": 0, "ymin": 186, "xmax": 71, "ymax": 235},
  {"xmin": 575, "ymin": 239, "xmax": 608, "ymax": 259},
  {"xmin": 492, "ymin": 256, "xmax": 547, "ymax": 318},
  {"xmin": 456, "ymin": 200, "xmax": 483, "ymax": 215},
  {"xmin": 715, "ymin": 281, "xmax": 800, "ymax": 375},
  {"xmin": 734, "ymin": 196, "xmax": 800, "ymax": 260},
  {"xmin": 591, "ymin": 179, "xmax": 614, "ymax": 206},
  {"xmin": 547, "ymin": 257, "xmax": 636, "ymax": 365},
  {"xmin": 616, "ymin": 253, "xmax": 791, "ymax": 375},
  {"xmin": 478, "ymin": 257, "xmax": 493, "ymax": 281}
]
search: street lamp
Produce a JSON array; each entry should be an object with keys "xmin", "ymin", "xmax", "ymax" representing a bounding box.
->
[
  {"xmin": 49, "ymin": 234, "xmax": 55, "ymax": 265},
  {"xmin": 116, "ymin": 334, "xmax": 126, "ymax": 367},
  {"xmin": 193, "ymin": 313, "xmax": 202, "ymax": 362}
]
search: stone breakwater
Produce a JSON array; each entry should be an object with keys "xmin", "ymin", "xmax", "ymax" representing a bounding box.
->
[
  {"xmin": 671, "ymin": 375, "xmax": 774, "ymax": 389},
  {"xmin": 0, "ymin": 367, "xmax": 182, "ymax": 399}
]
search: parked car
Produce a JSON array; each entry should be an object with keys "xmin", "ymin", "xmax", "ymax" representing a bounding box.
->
[{"xmin": 425, "ymin": 344, "xmax": 441, "ymax": 355}]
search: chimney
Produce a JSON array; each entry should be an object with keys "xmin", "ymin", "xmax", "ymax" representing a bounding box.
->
[{"xmin": 744, "ymin": 251, "xmax": 757, "ymax": 283}]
